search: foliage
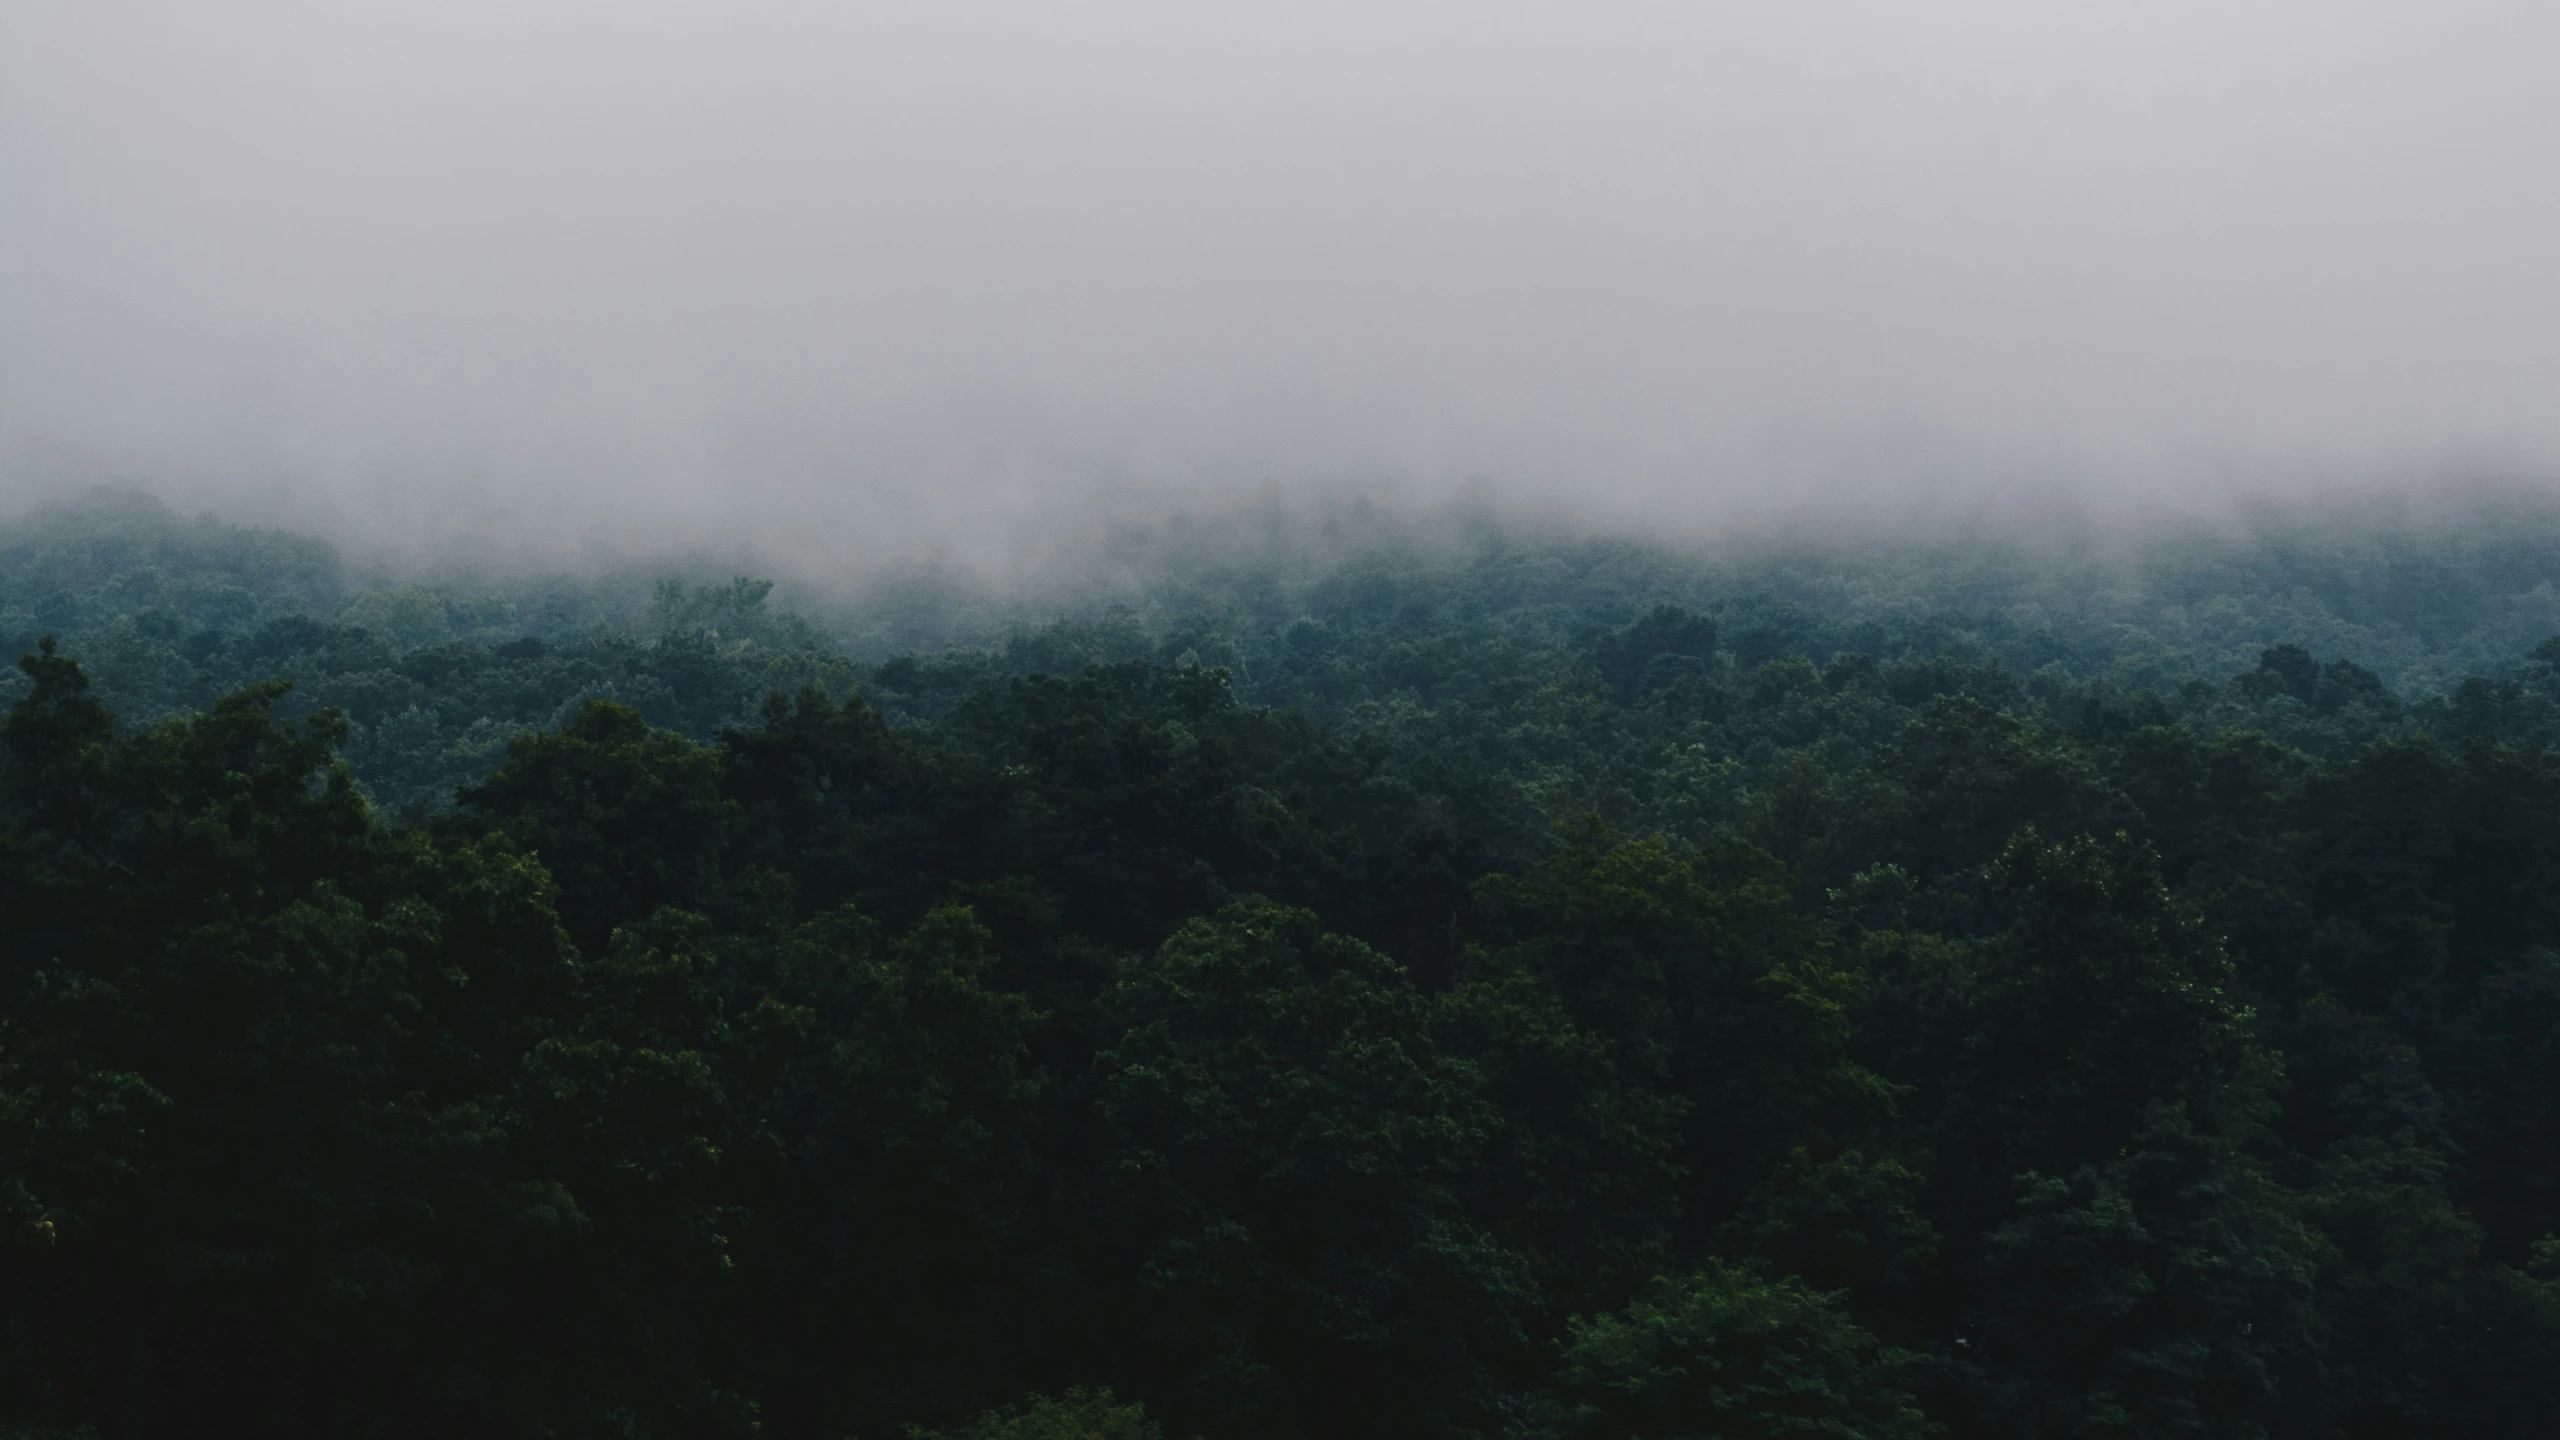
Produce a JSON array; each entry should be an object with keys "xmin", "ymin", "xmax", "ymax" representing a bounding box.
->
[
  {"xmin": 9, "ymin": 493, "xmax": 2560, "ymax": 1436},
  {"xmin": 1540, "ymin": 1262, "xmax": 1932, "ymax": 1440},
  {"xmin": 908, "ymin": 1388, "xmax": 1162, "ymax": 1440}
]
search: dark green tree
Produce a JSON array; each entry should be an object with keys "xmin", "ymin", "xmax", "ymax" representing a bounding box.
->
[
  {"xmin": 1089, "ymin": 901, "xmax": 1537, "ymax": 1438},
  {"xmin": 1539, "ymin": 1262, "xmax": 1932, "ymax": 1440}
]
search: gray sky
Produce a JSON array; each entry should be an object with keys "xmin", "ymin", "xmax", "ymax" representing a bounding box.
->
[{"xmin": 4, "ymin": 1, "xmax": 2557, "ymax": 569}]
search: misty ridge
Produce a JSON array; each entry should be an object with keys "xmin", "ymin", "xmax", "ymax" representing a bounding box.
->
[{"xmin": 11, "ymin": 472, "xmax": 2560, "ymax": 821}]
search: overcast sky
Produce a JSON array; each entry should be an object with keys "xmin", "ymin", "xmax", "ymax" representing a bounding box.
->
[{"xmin": 4, "ymin": 1, "xmax": 2556, "ymax": 567}]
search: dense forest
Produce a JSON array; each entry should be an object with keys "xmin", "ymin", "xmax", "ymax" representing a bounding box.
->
[{"xmin": 8, "ymin": 487, "xmax": 2560, "ymax": 1438}]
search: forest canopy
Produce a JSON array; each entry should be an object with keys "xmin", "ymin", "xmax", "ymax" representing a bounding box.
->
[{"xmin": 7, "ymin": 487, "xmax": 2560, "ymax": 1438}]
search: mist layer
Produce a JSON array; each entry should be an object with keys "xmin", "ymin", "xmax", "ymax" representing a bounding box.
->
[{"xmin": 5, "ymin": 1, "xmax": 2557, "ymax": 567}]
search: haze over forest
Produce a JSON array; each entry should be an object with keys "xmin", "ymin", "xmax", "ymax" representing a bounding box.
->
[{"xmin": 13, "ymin": 6, "xmax": 2560, "ymax": 1440}]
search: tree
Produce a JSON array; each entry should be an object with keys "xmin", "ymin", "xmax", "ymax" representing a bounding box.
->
[
  {"xmin": 1902, "ymin": 830, "xmax": 2320, "ymax": 1439},
  {"xmin": 908, "ymin": 1388, "xmax": 1162, "ymax": 1440},
  {"xmin": 1594, "ymin": 606, "xmax": 1718, "ymax": 708},
  {"xmin": 1540, "ymin": 1262, "xmax": 1932, "ymax": 1440},
  {"xmin": 726, "ymin": 905, "xmax": 1051, "ymax": 1438},
  {"xmin": 1090, "ymin": 901, "xmax": 1536, "ymax": 1438},
  {"xmin": 1479, "ymin": 826, "xmax": 1904, "ymax": 1244},
  {"xmin": 456, "ymin": 698, "xmax": 738, "ymax": 954}
]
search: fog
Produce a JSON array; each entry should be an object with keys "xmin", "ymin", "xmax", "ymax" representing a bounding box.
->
[{"xmin": 5, "ymin": 1, "xmax": 2558, "ymax": 577}]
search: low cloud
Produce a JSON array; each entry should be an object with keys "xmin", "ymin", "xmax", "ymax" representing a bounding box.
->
[{"xmin": 5, "ymin": 1, "xmax": 2556, "ymax": 573}]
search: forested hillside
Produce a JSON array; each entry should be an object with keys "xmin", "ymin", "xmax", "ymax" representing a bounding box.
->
[{"xmin": 8, "ymin": 488, "xmax": 2560, "ymax": 1437}]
